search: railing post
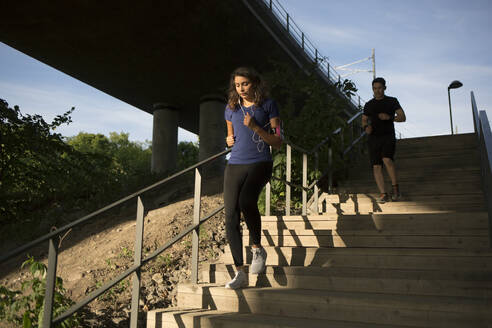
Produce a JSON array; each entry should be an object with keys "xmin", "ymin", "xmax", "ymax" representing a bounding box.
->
[
  {"xmin": 269, "ymin": 0, "xmax": 272, "ymax": 10},
  {"xmin": 192, "ymin": 167, "xmax": 202, "ymax": 284},
  {"xmin": 302, "ymin": 153, "xmax": 307, "ymax": 215},
  {"xmin": 286, "ymin": 13, "xmax": 290, "ymax": 32},
  {"xmin": 314, "ymin": 152, "xmax": 319, "ymax": 214},
  {"xmin": 266, "ymin": 145, "xmax": 271, "ymax": 216},
  {"xmin": 41, "ymin": 238, "xmax": 58, "ymax": 328},
  {"xmin": 315, "ymin": 49, "xmax": 318, "ymax": 64},
  {"xmin": 327, "ymin": 62, "xmax": 330, "ymax": 79},
  {"xmin": 286, "ymin": 144, "xmax": 291, "ymax": 216},
  {"xmin": 301, "ymin": 32, "xmax": 304, "ymax": 50},
  {"xmin": 130, "ymin": 196, "xmax": 145, "ymax": 328},
  {"xmin": 340, "ymin": 129, "xmax": 344, "ymax": 157},
  {"xmin": 328, "ymin": 145, "xmax": 333, "ymax": 194}
]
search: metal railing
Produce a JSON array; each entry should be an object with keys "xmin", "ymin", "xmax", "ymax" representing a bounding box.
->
[
  {"xmin": 471, "ymin": 91, "xmax": 492, "ymax": 246},
  {"xmin": 265, "ymin": 110, "xmax": 365, "ymax": 216},
  {"xmin": 0, "ymin": 105, "xmax": 366, "ymax": 327},
  {"xmin": 0, "ymin": 149, "xmax": 230, "ymax": 328},
  {"xmin": 259, "ymin": 0, "xmax": 366, "ymax": 110},
  {"xmin": 254, "ymin": 0, "xmax": 404, "ymax": 139}
]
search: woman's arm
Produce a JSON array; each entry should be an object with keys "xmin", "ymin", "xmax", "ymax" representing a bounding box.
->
[
  {"xmin": 226, "ymin": 120, "xmax": 235, "ymax": 147},
  {"xmin": 244, "ymin": 114, "xmax": 282, "ymax": 149}
]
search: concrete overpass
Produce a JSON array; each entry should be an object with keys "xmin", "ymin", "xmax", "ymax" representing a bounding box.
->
[{"xmin": 0, "ymin": 0, "xmax": 359, "ymax": 174}]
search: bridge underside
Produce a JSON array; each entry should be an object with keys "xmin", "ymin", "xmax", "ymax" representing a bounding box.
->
[{"xmin": 0, "ymin": 0, "xmax": 312, "ymax": 134}]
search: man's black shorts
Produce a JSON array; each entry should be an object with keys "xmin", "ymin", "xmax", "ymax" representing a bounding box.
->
[{"xmin": 367, "ymin": 134, "xmax": 396, "ymax": 166}]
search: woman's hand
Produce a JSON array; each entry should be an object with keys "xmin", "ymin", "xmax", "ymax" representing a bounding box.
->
[
  {"xmin": 243, "ymin": 113, "xmax": 258, "ymax": 131},
  {"xmin": 226, "ymin": 135, "xmax": 235, "ymax": 147}
]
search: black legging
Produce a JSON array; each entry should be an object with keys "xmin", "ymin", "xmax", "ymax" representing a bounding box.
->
[{"xmin": 224, "ymin": 161, "xmax": 273, "ymax": 267}]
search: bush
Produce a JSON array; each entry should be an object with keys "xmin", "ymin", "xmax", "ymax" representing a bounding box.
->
[
  {"xmin": 258, "ymin": 61, "xmax": 361, "ymax": 214},
  {"xmin": 0, "ymin": 256, "xmax": 81, "ymax": 327}
]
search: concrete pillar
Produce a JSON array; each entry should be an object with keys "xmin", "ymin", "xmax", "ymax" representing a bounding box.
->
[
  {"xmin": 152, "ymin": 103, "xmax": 178, "ymax": 174},
  {"xmin": 199, "ymin": 94, "xmax": 226, "ymax": 177}
]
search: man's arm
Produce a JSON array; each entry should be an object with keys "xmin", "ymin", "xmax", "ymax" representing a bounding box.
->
[
  {"xmin": 395, "ymin": 108, "xmax": 406, "ymax": 122},
  {"xmin": 361, "ymin": 114, "xmax": 372, "ymax": 134}
]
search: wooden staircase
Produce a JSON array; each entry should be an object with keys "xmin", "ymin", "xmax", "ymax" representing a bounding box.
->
[{"xmin": 147, "ymin": 133, "xmax": 492, "ymax": 327}]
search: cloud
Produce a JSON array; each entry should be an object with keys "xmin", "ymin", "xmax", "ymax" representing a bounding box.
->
[{"xmin": 299, "ymin": 21, "xmax": 367, "ymax": 46}]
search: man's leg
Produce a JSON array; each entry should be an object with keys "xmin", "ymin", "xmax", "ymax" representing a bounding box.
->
[
  {"xmin": 368, "ymin": 136, "xmax": 386, "ymax": 198},
  {"xmin": 382, "ymin": 136, "xmax": 400, "ymax": 200},
  {"xmin": 373, "ymin": 165, "xmax": 386, "ymax": 193},
  {"xmin": 382, "ymin": 157, "xmax": 397, "ymax": 186}
]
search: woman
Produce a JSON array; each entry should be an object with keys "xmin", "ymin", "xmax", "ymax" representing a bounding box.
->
[{"xmin": 223, "ymin": 67, "xmax": 283, "ymax": 289}]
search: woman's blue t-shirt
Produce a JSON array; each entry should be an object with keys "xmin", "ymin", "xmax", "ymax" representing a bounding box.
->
[{"xmin": 225, "ymin": 98, "xmax": 280, "ymax": 164}]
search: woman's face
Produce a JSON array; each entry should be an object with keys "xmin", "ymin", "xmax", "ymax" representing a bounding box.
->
[{"xmin": 234, "ymin": 75, "xmax": 253, "ymax": 101}]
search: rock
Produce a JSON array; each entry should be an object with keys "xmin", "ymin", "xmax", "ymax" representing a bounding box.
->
[
  {"xmin": 151, "ymin": 273, "xmax": 163, "ymax": 284},
  {"xmin": 66, "ymin": 271, "xmax": 83, "ymax": 282}
]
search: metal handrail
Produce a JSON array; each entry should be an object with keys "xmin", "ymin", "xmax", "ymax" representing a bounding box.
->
[
  {"xmin": 1, "ymin": 106, "xmax": 365, "ymax": 327},
  {"xmin": 260, "ymin": 0, "xmax": 366, "ymax": 111},
  {"xmin": 0, "ymin": 148, "xmax": 230, "ymax": 264},
  {"xmin": 265, "ymin": 108, "xmax": 365, "ymax": 216},
  {"xmin": 471, "ymin": 91, "xmax": 492, "ymax": 246},
  {"xmin": 0, "ymin": 148, "xmax": 231, "ymax": 328}
]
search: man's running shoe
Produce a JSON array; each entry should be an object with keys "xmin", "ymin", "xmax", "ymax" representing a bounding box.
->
[
  {"xmin": 225, "ymin": 270, "xmax": 247, "ymax": 289},
  {"xmin": 377, "ymin": 193, "xmax": 390, "ymax": 204},
  {"xmin": 391, "ymin": 184, "xmax": 401, "ymax": 201}
]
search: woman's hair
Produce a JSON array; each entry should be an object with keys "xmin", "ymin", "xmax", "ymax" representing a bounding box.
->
[{"xmin": 227, "ymin": 67, "xmax": 268, "ymax": 110}]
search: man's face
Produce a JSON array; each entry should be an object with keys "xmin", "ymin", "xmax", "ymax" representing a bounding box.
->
[{"xmin": 372, "ymin": 82, "xmax": 385, "ymax": 99}]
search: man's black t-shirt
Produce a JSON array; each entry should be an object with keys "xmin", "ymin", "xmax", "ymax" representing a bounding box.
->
[{"xmin": 363, "ymin": 96, "xmax": 402, "ymax": 136}]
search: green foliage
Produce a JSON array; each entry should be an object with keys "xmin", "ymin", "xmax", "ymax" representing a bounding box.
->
[
  {"xmin": 0, "ymin": 256, "xmax": 81, "ymax": 327},
  {"xmin": 258, "ymin": 62, "xmax": 361, "ymax": 214},
  {"xmin": 0, "ymin": 99, "xmax": 78, "ymax": 223},
  {"xmin": 158, "ymin": 254, "xmax": 174, "ymax": 268},
  {"xmin": 177, "ymin": 141, "xmax": 199, "ymax": 169},
  {"xmin": 1, "ymin": 98, "xmax": 199, "ymax": 241}
]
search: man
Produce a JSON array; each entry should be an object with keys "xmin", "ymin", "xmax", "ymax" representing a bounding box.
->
[{"xmin": 362, "ymin": 77, "xmax": 406, "ymax": 203}]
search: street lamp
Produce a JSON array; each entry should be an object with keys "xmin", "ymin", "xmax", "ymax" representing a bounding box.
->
[{"xmin": 447, "ymin": 80, "xmax": 463, "ymax": 135}]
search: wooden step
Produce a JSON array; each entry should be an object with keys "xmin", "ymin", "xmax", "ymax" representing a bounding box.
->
[
  {"xmin": 349, "ymin": 156, "xmax": 480, "ymax": 170},
  {"xmin": 220, "ymin": 247, "xmax": 492, "ymax": 270},
  {"xmin": 323, "ymin": 193, "xmax": 484, "ymax": 203},
  {"xmin": 336, "ymin": 185, "xmax": 482, "ymax": 196},
  {"xmin": 177, "ymin": 284, "xmax": 492, "ymax": 327},
  {"xmin": 396, "ymin": 133, "xmax": 476, "ymax": 149},
  {"xmin": 147, "ymin": 307, "xmax": 415, "ymax": 328},
  {"xmin": 243, "ymin": 233, "xmax": 488, "ymax": 249},
  {"xmin": 259, "ymin": 213, "xmax": 489, "ymax": 232},
  {"xmin": 203, "ymin": 264, "xmax": 492, "ymax": 298},
  {"xmin": 314, "ymin": 194, "xmax": 486, "ymax": 214},
  {"xmin": 393, "ymin": 149, "xmax": 479, "ymax": 161},
  {"xmin": 346, "ymin": 168, "xmax": 481, "ymax": 180},
  {"xmin": 317, "ymin": 203, "xmax": 485, "ymax": 215}
]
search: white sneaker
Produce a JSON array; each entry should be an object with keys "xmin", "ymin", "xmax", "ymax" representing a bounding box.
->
[
  {"xmin": 250, "ymin": 247, "xmax": 267, "ymax": 274},
  {"xmin": 225, "ymin": 270, "xmax": 247, "ymax": 289}
]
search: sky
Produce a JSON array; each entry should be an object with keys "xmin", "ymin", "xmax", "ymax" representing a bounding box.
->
[{"xmin": 1, "ymin": 0, "xmax": 491, "ymax": 142}]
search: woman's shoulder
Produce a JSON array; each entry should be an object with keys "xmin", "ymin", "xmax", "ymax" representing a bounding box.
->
[
  {"xmin": 225, "ymin": 104, "xmax": 237, "ymax": 111},
  {"xmin": 259, "ymin": 98, "xmax": 278, "ymax": 109}
]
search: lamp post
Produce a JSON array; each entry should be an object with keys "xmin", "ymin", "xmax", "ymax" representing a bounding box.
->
[{"xmin": 447, "ymin": 80, "xmax": 463, "ymax": 135}]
